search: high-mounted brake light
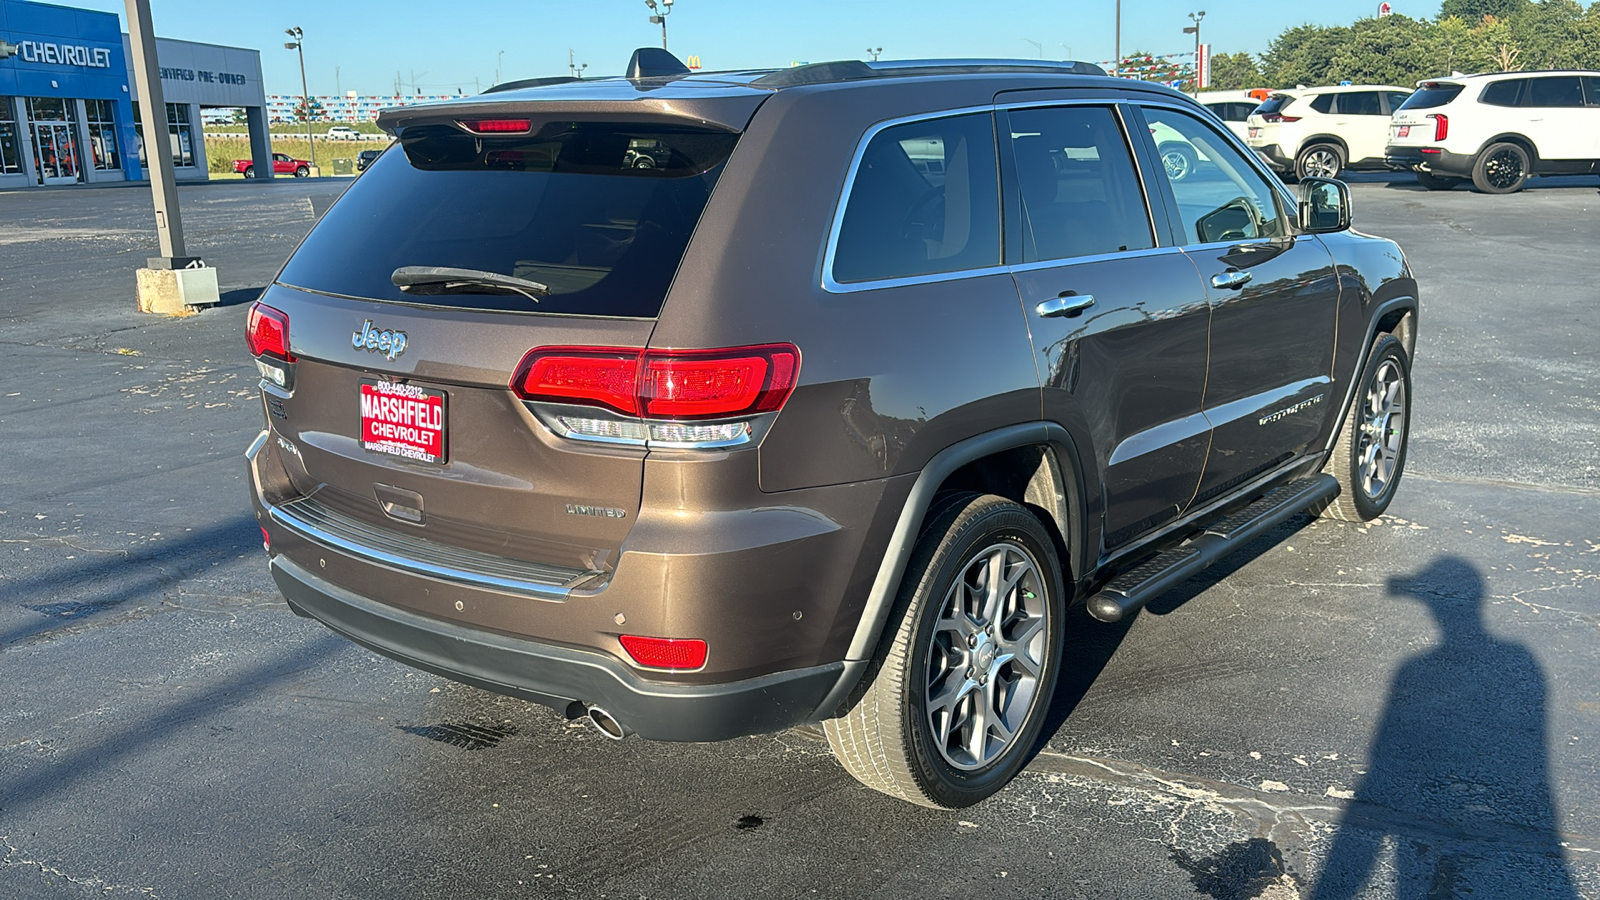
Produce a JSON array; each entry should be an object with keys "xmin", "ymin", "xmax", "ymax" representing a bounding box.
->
[
  {"xmin": 461, "ymin": 118, "xmax": 533, "ymax": 134},
  {"xmin": 512, "ymin": 344, "xmax": 800, "ymax": 421},
  {"xmin": 1426, "ymin": 113, "xmax": 1449, "ymax": 142},
  {"xmin": 246, "ymin": 302, "xmax": 295, "ymax": 362},
  {"xmin": 619, "ymin": 635, "xmax": 708, "ymax": 670}
]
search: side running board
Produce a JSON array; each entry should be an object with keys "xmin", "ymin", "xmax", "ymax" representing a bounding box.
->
[{"xmin": 1086, "ymin": 475, "xmax": 1339, "ymax": 624}]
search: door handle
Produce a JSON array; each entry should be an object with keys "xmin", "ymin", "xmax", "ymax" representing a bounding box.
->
[
  {"xmin": 1037, "ymin": 294, "xmax": 1095, "ymax": 318},
  {"xmin": 1211, "ymin": 269, "xmax": 1252, "ymax": 290}
]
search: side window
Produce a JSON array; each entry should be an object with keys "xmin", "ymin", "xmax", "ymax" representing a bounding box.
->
[
  {"xmin": 1005, "ymin": 105, "xmax": 1154, "ymax": 263},
  {"xmin": 1309, "ymin": 94, "xmax": 1336, "ymax": 114},
  {"xmin": 832, "ymin": 113, "xmax": 1001, "ymax": 284},
  {"xmin": 1481, "ymin": 79, "xmax": 1526, "ymax": 107},
  {"xmin": 1587, "ymin": 77, "xmax": 1600, "ymax": 107},
  {"xmin": 1384, "ymin": 92, "xmax": 1412, "ymax": 114},
  {"xmin": 1142, "ymin": 107, "xmax": 1285, "ymax": 245},
  {"xmin": 1341, "ymin": 92, "xmax": 1383, "ymax": 116},
  {"xmin": 1525, "ymin": 76, "xmax": 1585, "ymax": 109}
]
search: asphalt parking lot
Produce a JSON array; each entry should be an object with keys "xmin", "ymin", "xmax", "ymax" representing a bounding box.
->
[{"xmin": 2, "ymin": 172, "xmax": 1598, "ymax": 899}]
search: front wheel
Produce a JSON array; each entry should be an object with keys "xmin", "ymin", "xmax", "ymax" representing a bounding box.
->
[
  {"xmin": 1319, "ymin": 334, "xmax": 1411, "ymax": 521},
  {"xmin": 824, "ymin": 493, "xmax": 1065, "ymax": 808},
  {"xmin": 1415, "ymin": 170, "xmax": 1463, "ymax": 191},
  {"xmin": 1295, "ymin": 143, "xmax": 1344, "ymax": 180},
  {"xmin": 294, "ymin": 165, "xmax": 310, "ymax": 178},
  {"xmin": 1472, "ymin": 142, "xmax": 1529, "ymax": 194}
]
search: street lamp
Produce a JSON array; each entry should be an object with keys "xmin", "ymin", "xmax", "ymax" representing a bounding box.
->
[
  {"xmin": 1022, "ymin": 38, "xmax": 1043, "ymax": 59},
  {"xmin": 644, "ymin": 0, "xmax": 674, "ymax": 51},
  {"xmin": 283, "ymin": 26, "xmax": 315, "ymax": 172},
  {"xmin": 1114, "ymin": 0, "xmax": 1121, "ymax": 76},
  {"xmin": 866, "ymin": 47, "xmax": 883, "ymax": 61},
  {"xmin": 1183, "ymin": 11, "xmax": 1206, "ymax": 97}
]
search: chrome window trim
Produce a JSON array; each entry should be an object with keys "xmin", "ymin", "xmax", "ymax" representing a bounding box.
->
[{"xmin": 1007, "ymin": 243, "xmax": 1186, "ymax": 275}]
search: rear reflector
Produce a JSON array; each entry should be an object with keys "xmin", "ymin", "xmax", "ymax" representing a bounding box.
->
[
  {"xmin": 619, "ymin": 635, "xmax": 708, "ymax": 670},
  {"xmin": 461, "ymin": 118, "xmax": 533, "ymax": 134},
  {"xmin": 513, "ymin": 344, "xmax": 800, "ymax": 420},
  {"xmin": 246, "ymin": 302, "xmax": 295, "ymax": 362},
  {"xmin": 1420, "ymin": 148, "xmax": 1442, "ymax": 155},
  {"xmin": 1427, "ymin": 113, "xmax": 1449, "ymax": 141},
  {"xmin": 261, "ymin": 526, "xmax": 270, "ymax": 552}
]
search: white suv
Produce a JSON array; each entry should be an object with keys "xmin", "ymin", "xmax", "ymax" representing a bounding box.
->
[
  {"xmin": 1386, "ymin": 71, "xmax": 1600, "ymax": 193},
  {"xmin": 325, "ymin": 126, "xmax": 362, "ymax": 141},
  {"xmin": 1247, "ymin": 85, "xmax": 1413, "ymax": 179}
]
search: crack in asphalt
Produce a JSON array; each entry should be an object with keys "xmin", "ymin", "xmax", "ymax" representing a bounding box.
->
[{"xmin": 0, "ymin": 837, "xmax": 158, "ymax": 897}]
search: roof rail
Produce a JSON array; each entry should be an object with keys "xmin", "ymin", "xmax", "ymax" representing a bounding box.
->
[
  {"xmin": 870, "ymin": 58, "xmax": 1107, "ymax": 77},
  {"xmin": 483, "ymin": 76, "xmax": 582, "ymax": 95},
  {"xmin": 752, "ymin": 60, "xmax": 876, "ymax": 87}
]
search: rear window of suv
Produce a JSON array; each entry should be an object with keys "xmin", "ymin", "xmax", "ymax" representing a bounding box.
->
[
  {"xmin": 1399, "ymin": 83, "xmax": 1464, "ymax": 110},
  {"xmin": 1254, "ymin": 95, "xmax": 1296, "ymax": 117},
  {"xmin": 276, "ymin": 121, "xmax": 739, "ymax": 318}
]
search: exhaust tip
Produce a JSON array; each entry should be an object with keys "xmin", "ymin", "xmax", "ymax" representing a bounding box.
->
[{"xmin": 585, "ymin": 704, "xmax": 631, "ymax": 741}]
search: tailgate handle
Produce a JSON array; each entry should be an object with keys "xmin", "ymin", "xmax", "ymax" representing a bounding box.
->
[{"xmin": 374, "ymin": 483, "xmax": 425, "ymax": 525}]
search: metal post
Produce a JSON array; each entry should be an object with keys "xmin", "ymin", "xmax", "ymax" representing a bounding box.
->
[
  {"xmin": 286, "ymin": 28, "xmax": 316, "ymax": 172},
  {"xmin": 123, "ymin": 0, "xmax": 185, "ymax": 260},
  {"xmin": 1114, "ymin": 0, "xmax": 1121, "ymax": 76}
]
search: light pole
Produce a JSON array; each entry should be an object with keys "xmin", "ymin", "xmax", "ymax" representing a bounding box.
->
[
  {"xmin": 1183, "ymin": 11, "xmax": 1205, "ymax": 96},
  {"xmin": 1022, "ymin": 38, "xmax": 1043, "ymax": 59},
  {"xmin": 645, "ymin": 0, "xmax": 674, "ymax": 51},
  {"xmin": 569, "ymin": 49, "xmax": 588, "ymax": 79},
  {"xmin": 866, "ymin": 47, "xmax": 883, "ymax": 61},
  {"xmin": 496, "ymin": 50, "xmax": 504, "ymax": 84},
  {"xmin": 1114, "ymin": 0, "xmax": 1121, "ymax": 76},
  {"xmin": 284, "ymin": 27, "xmax": 315, "ymax": 172}
]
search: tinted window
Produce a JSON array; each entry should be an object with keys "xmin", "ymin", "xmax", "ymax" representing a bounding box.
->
[
  {"xmin": 1481, "ymin": 79, "xmax": 1526, "ymax": 107},
  {"xmin": 1006, "ymin": 106, "xmax": 1154, "ymax": 263},
  {"xmin": 1526, "ymin": 76, "xmax": 1585, "ymax": 108},
  {"xmin": 1399, "ymin": 84, "xmax": 1464, "ymax": 110},
  {"xmin": 1587, "ymin": 77, "xmax": 1600, "ymax": 106},
  {"xmin": 276, "ymin": 122, "xmax": 737, "ymax": 318},
  {"xmin": 1255, "ymin": 95, "xmax": 1296, "ymax": 117},
  {"xmin": 1207, "ymin": 102, "xmax": 1257, "ymax": 122},
  {"xmin": 833, "ymin": 113, "xmax": 1000, "ymax": 284},
  {"xmin": 1384, "ymin": 91, "xmax": 1413, "ymax": 113},
  {"xmin": 1341, "ymin": 91, "xmax": 1384, "ymax": 116},
  {"xmin": 1142, "ymin": 107, "xmax": 1284, "ymax": 245},
  {"xmin": 1309, "ymin": 94, "xmax": 1336, "ymax": 114}
]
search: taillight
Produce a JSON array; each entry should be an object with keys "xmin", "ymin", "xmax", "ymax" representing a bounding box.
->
[
  {"xmin": 1427, "ymin": 113, "xmax": 1449, "ymax": 141},
  {"xmin": 460, "ymin": 118, "xmax": 532, "ymax": 134},
  {"xmin": 1260, "ymin": 113, "xmax": 1301, "ymax": 123},
  {"xmin": 246, "ymin": 302, "xmax": 295, "ymax": 362},
  {"xmin": 619, "ymin": 635, "xmax": 708, "ymax": 670},
  {"xmin": 513, "ymin": 344, "xmax": 800, "ymax": 421}
]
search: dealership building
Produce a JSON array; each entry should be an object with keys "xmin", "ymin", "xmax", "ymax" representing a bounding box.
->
[{"xmin": 0, "ymin": 0, "xmax": 273, "ymax": 188}]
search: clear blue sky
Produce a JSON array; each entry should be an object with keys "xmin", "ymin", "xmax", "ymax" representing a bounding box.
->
[{"xmin": 68, "ymin": 0, "xmax": 1446, "ymax": 96}]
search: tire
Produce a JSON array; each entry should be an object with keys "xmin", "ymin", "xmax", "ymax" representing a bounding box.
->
[
  {"xmin": 824, "ymin": 492, "xmax": 1065, "ymax": 808},
  {"xmin": 1415, "ymin": 170, "xmax": 1463, "ymax": 191},
  {"xmin": 1158, "ymin": 142, "xmax": 1199, "ymax": 182},
  {"xmin": 1319, "ymin": 334, "xmax": 1411, "ymax": 522},
  {"xmin": 1295, "ymin": 143, "xmax": 1344, "ymax": 180},
  {"xmin": 242, "ymin": 166, "xmax": 254, "ymax": 179},
  {"xmin": 294, "ymin": 165, "xmax": 310, "ymax": 178},
  {"xmin": 1471, "ymin": 141, "xmax": 1530, "ymax": 194}
]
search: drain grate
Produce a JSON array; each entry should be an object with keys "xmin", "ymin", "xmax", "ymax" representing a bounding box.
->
[{"xmin": 399, "ymin": 721, "xmax": 518, "ymax": 751}]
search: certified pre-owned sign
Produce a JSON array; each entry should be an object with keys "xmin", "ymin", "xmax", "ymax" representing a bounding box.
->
[{"xmin": 9, "ymin": 39, "xmax": 114, "ymax": 69}]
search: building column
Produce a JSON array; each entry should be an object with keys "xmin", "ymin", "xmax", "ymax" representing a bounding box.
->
[
  {"xmin": 186, "ymin": 103, "xmax": 209, "ymax": 181},
  {"xmin": 72, "ymin": 99, "xmax": 97, "ymax": 184},
  {"xmin": 245, "ymin": 105, "xmax": 273, "ymax": 180},
  {"xmin": 14, "ymin": 96, "xmax": 41, "ymax": 187}
]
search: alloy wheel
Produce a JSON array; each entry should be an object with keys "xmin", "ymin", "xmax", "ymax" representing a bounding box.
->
[
  {"xmin": 1358, "ymin": 358, "xmax": 1407, "ymax": 500},
  {"xmin": 1162, "ymin": 149, "xmax": 1192, "ymax": 181},
  {"xmin": 1484, "ymin": 148, "xmax": 1524, "ymax": 191},
  {"xmin": 1302, "ymin": 148, "xmax": 1340, "ymax": 178},
  {"xmin": 924, "ymin": 542, "xmax": 1048, "ymax": 771}
]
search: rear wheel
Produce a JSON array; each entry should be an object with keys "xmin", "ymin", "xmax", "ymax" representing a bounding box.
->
[
  {"xmin": 1415, "ymin": 170, "xmax": 1463, "ymax": 191},
  {"xmin": 1472, "ymin": 142, "xmax": 1529, "ymax": 194},
  {"xmin": 242, "ymin": 166, "xmax": 254, "ymax": 179},
  {"xmin": 1295, "ymin": 143, "xmax": 1344, "ymax": 180},
  {"xmin": 824, "ymin": 493, "xmax": 1065, "ymax": 808},
  {"xmin": 1319, "ymin": 334, "xmax": 1411, "ymax": 521}
]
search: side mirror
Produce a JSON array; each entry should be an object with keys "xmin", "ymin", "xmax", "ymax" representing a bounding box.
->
[{"xmin": 1297, "ymin": 177, "xmax": 1351, "ymax": 233}]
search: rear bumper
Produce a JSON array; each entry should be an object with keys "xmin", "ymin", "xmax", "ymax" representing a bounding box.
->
[
  {"xmin": 272, "ymin": 553, "xmax": 861, "ymax": 741},
  {"xmin": 1384, "ymin": 146, "xmax": 1475, "ymax": 177},
  {"xmin": 1251, "ymin": 143, "xmax": 1291, "ymax": 172}
]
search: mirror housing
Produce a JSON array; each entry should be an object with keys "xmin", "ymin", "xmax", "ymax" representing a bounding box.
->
[{"xmin": 1297, "ymin": 177, "xmax": 1351, "ymax": 233}]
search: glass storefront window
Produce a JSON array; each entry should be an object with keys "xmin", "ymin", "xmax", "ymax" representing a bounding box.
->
[
  {"xmin": 0, "ymin": 97, "xmax": 22, "ymax": 175},
  {"xmin": 85, "ymin": 99, "xmax": 120, "ymax": 171},
  {"xmin": 132, "ymin": 103, "xmax": 195, "ymax": 168}
]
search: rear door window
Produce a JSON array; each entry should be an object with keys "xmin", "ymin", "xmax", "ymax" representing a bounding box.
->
[
  {"xmin": 1399, "ymin": 84, "xmax": 1464, "ymax": 110},
  {"xmin": 1309, "ymin": 94, "xmax": 1336, "ymax": 114},
  {"xmin": 1481, "ymin": 79, "xmax": 1527, "ymax": 107},
  {"xmin": 1525, "ymin": 76, "xmax": 1585, "ymax": 108},
  {"xmin": 275, "ymin": 121, "xmax": 738, "ymax": 317},
  {"xmin": 831, "ymin": 113, "xmax": 1001, "ymax": 284}
]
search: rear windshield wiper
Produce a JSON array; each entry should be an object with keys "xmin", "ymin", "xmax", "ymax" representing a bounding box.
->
[{"xmin": 391, "ymin": 266, "xmax": 550, "ymax": 303}]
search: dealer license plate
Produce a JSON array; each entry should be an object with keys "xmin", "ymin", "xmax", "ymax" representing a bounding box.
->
[
  {"xmin": 1397, "ymin": 125, "xmax": 1411, "ymax": 138},
  {"xmin": 1248, "ymin": 127, "xmax": 1261, "ymax": 139},
  {"xmin": 360, "ymin": 380, "xmax": 447, "ymax": 465}
]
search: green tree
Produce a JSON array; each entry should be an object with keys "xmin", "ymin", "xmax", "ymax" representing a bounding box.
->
[
  {"xmin": 1439, "ymin": 0, "xmax": 1531, "ymax": 21},
  {"xmin": 1326, "ymin": 14, "xmax": 1434, "ymax": 85},
  {"xmin": 1207, "ymin": 51, "xmax": 1262, "ymax": 90},
  {"xmin": 1260, "ymin": 23, "xmax": 1352, "ymax": 87}
]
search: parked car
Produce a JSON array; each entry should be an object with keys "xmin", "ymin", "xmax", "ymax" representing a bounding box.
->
[
  {"xmin": 1386, "ymin": 70, "xmax": 1600, "ymax": 193},
  {"xmin": 246, "ymin": 49, "xmax": 1418, "ymax": 809},
  {"xmin": 1198, "ymin": 88, "xmax": 1272, "ymax": 140},
  {"xmin": 326, "ymin": 126, "xmax": 361, "ymax": 141},
  {"xmin": 355, "ymin": 148, "xmax": 382, "ymax": 172},
  {"xmin": 236, "ymin": 153, "xmax": 311, "ymax": 178},
  {"xmin": 1247, "ymin": 84, "xmax": 1414, "ymax": 179}
]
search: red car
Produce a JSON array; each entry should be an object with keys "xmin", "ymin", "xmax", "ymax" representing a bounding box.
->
[{"xmin": 235, "ymin": 153, "xmax": 311, "ymax": 178}]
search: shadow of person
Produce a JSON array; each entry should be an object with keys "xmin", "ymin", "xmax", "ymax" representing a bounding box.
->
[{"xmin": 1313, "ymin": 557, "xmax": 1577, "ymax": 899}]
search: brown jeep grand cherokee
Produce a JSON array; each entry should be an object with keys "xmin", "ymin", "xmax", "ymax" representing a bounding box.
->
[{"xmin": 247, "ymin": 50, "xmax": 1417, "ymax": 808}]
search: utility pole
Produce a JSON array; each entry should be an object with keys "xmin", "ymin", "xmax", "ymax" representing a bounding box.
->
[
  {"xmin": 1183, "ymin": 10, "xmax": 1205, "ymax": 96},
  {"xmin": 284, "ymin": 27, "xmax": 315, "ymax": 172},
  {"xmin": 1114, "ymin": 0, "xmax": 1121, "ymax": 76},
  {"xmin": 644, "ymin": 0, "xmax": 674, "ymax": 50},
  {"xmin": 124, "ymin": 0, "xmax": 184, "ymax": 261}
]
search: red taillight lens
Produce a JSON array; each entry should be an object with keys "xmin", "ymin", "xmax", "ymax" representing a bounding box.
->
[
  {"xmin": 1427, "ymin": 113, "xmax": 1449, "ymax": 141},
  {"xmin": 461, "ymin": 118, "xmax": 532, "ymax": 134},
  {"xmin": 1260, "ymin": 113, "xmax": 1301, "ymax": 123},
  {"xmin": 619, "ymin": 635, "xmax": 707, "ymax": 670},
  {"xmin": 512, "ymin": 344, "xmax": 800, "ymax": 420},
  {"xmin": 246, "ymin": 302, "xmax": 295, "ymax": 362}
]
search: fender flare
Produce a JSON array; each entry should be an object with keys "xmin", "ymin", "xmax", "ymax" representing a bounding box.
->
[
  {"xmin": 842, "ymin": 422, "xmax": 1090, "ymax": 662},
  {"xmin": 1322, "ymin": 295, "xmax": 1418, "ymax": 458}
]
